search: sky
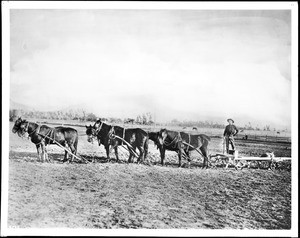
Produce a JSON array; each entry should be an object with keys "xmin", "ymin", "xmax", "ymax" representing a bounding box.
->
[{"xmin": 10, "ymin": 9, "xmax": 292, "ymax": 129}]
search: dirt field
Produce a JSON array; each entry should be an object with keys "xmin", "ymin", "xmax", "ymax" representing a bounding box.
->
[{"xmin": 7, "ymin": 122, "xmax": 292, "ymax": 229}]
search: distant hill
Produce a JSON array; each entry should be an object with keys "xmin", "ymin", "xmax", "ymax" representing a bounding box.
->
[
  {"xmin": 58, "ymin": 103, "xmax": 94, "ymax": 113},
  {"xmin": 10, "ymin": 100, "xmax": 35, "ymax": 111}
]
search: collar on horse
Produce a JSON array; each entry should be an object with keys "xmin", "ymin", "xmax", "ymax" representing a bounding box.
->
[
  {"xmin": 95, "ymin": 121, "xmax": 104, "ymax": 134},
  {"xmin": 91, "ymin": 121, "xmax": 103, "ymax": 145},
  {"xmin": 23, "ymin": 121, "xmax": 54, "ymax": 146},
  {"xmin": 108, "ymin": 126, "xmax": 116, "ymax": 140},
  {"xmin": 24, "ymin": 121, "xmax": 40, "ymax": 138}
]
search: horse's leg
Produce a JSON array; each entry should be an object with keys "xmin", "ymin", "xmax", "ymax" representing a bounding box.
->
[
  {"xmin": 56, "ymin": 141, "xmax": 66, "ymax": 163},
  {"xmin": 178, "ymin": 150, "xmax": 182, "ymax": 168},
  {"xmin": 143, "ymin": 139, "xmax": 149, "ymax": 162},
  {"xmin": 114, "ymin": 145, "xmax": 120, "ymax": 162},
  {"xmin": 137, "ymin": 145, "xmax": 144, "ymax": 164},
  {"xmin": 62, "ymin": 150, "xmax": 68, "ymax": 163},
  {"xmin": 36, "ymin": 144, "xmax": 41, "ymax": 162},
  {"xmin": 44, "ymin": 146, "xmax": 50, "ymax": 163},
  {"xmin": 186, "ymin": 150, "xmax": 191, "ymax": 168},
  {"xmin": 65, "ymin": 143, "xmax": 73, "ymax": 163},
  {"xmin": 128, "ymin": 153, "xmax": 133, "ymax": 163},
  {"xmin": 160, "ymin": 147, "xmax": 166, "ymax": 166},
  {"xmin": 62, "ymin": 143, "xmax": 69, "ymax": 163},
  {"xmin": 200, "ymin": 146, "xmax": 209, "ymax": 169},
  {"xmin": 105, "ymin": 145, "xmax": 110, "ymax": 162},
  {"xmin": 179, "ymin": 146, "xmax": 188, "ymax": 168},
  {"xmin": 40, "ymin": 143, "xmax": 46, "ymax": 163},
  {"xmin": 68, "ymin": 142, "xmax": 76, "ymax": 163}
]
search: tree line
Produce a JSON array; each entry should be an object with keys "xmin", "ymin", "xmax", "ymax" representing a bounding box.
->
[
  {"xmin": 9, "ymin": 109, "xmax": 155, "ymax": 125},
  {"xmin": 9, "ymin": 109, "xmax": 282, "ymax": 131}
]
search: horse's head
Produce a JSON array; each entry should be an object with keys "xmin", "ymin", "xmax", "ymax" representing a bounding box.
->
[
  {"xmin": 148, "ymin": 131, "xmax": 160, "ymax": 149},
  {"xmin": 12, "ymin": 117, "xmax": 22, "ymax": 133},
  {"xmin": 12, "ymin": 117, "xmax": 28, "ymax": 137},
  {"xmin": 157, "ymin": 129, "xmax": 168, "ymax": 146},
  {"xmin": 85, "ymin": 124, "xmax": 97, "ymax": 143}
]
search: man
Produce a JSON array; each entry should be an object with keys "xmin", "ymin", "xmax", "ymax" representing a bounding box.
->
[{"xmin": 223, "ymin": 118, "xmax": 239, "ymax": 154}]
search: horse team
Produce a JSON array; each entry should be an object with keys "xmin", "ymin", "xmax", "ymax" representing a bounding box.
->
[{"xmin": 12, "ymin": 118, "xmax": 210, "ymax": 168}]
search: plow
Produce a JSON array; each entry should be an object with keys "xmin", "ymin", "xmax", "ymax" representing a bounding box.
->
[
  {"xmin": 41, "ymin": 131, "xmax": 292, "ymax": 170},
  {"xmin": 110, "ymin": 134, "xmax": 140, "ymax": 158},
  {"xmin": 209, "ymin": 151, "xmax": 291, "ymax": 170},
  {"xmin": 12, "ymin": 118, "xmax": 291, "ymax": 170},
  {"xmin": 37, "ymin": 133, "xmax": 90, "ymax": 164},
  {"xmin": 178, "ymin": 137, "xmax": 291, "ymax": 170}
]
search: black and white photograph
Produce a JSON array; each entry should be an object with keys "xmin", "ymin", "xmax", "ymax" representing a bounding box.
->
[{"xmin": 1, "ymin": 1, "xmax": 298, "ymax": 237}]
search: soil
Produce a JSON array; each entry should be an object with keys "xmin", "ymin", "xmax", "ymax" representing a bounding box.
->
[{"xmin": 7, "ymin": 123, "xmax": 292, "ymax": 229}]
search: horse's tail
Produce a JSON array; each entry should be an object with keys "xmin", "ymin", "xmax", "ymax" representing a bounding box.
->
[
  {"xmin": 205, "ymin": 135, "xmax": 211, "ymax": 141},
  {"xmin": 197, "ymin": 134, "xmax": 210, "ymax": 149},
  {"xmin": 201, "ymin": 134, "xmax": 211, "ymax": 142}
]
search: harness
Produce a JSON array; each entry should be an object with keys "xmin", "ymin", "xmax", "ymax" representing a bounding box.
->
[
  {"xmin": 108, "ymin": 126, "xmax": 115, "ymax": 140},
  {"xmin": 45, "ymin": 128, "xmax": 55, "ymax": 144},
  {"xmin": 108, "ymin": 126, "xmax": 126, "ymax": 145},
  {"xmin": 122, "ymin": 128, "xmax": 126, "ymax": 145},
  {"xmin": 23, "ymin": 122, "xmax": 54, "ymax": 146},
  {"xmin": 92, "ymin": 121, "xmax": 103, "ymax": 145},
  {"xmin": 163, "ymin": 131, "xmax": 182, "ymax": 148},
  {"xmin": 24, "ymin": 121, "xmax": 40, "ymax": 137},
  {"xmin": 95, "ymin": 121, "xmax": 103, "ymax": 134}
]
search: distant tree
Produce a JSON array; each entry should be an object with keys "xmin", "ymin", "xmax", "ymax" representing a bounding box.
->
[
  {"xmin": 86, "ymin": 113, "xmax": 97, "ymax": 122},
  {"xmin": 148, "ymin": 120, "xmax": 154, "ymax": 125},
  {"xmin": 146, "ymin": 112, "xmax": 152, "ymax": 124},
  {"xmin": 141, "ymin": 114, "xmax": 146, "ymax": 125},
  {"xmin": 82, "ymin": 110, "xmax": 86, "ymax": 121},
  {"xmin": 136, "ymin": 115, "xmax": 142, "ymax": 124},
  {"xmin": 124, "ymin": 118, "xmax": 135, "ymax": 124},
  {"xmin": 171, "ymin": 119, "xmax": 179, "ymax": 125}
]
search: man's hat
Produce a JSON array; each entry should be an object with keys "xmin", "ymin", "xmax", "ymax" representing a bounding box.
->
[{"xmin": 227, "ymin": 118, "xmax": 234, "ymax": 123}]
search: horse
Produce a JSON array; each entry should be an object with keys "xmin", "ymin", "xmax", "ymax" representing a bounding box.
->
[
  {"xmin": 12, "ymin": 117, "xmax": 78, "ymax": 163},
  {"xmin": 149, "ymin": 129, "xmax": 210, "ymax": 168},
  {"xmin": 85, "ymin": 119, "xmax": 149, "ymax": 163}
]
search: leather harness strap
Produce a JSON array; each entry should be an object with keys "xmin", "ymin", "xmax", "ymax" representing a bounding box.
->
[
  {"xmin": 95, "ymin": 121, "xmax": 103, "ymax": 134},
  {"xmin": 25, "ymin": 121, "xmax": 40, "ymax": 138},
  {"xmin": 122, "ymin": 128, "xmax": 126, "ymax": 145}
]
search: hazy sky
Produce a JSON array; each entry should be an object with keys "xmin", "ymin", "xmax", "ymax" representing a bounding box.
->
[{"xmin": 10, "ymin": 9, "xmax": 292, "ymax": 128}]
